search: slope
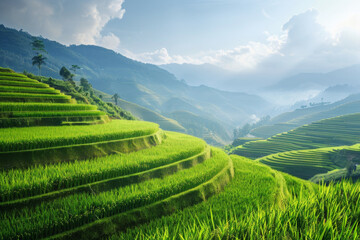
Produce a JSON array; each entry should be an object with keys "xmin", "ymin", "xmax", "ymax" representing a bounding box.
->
[
  {"xmin": 92, "ymin": 89, "xmax": 186, "ymax": 133},
  {"xmin": 258, "ymin": 143, "xmax": 360, "ymax": 180},
  {"xmin": 251, "ymin": 93, "xmax": 360, "ymax": 138},
  {"xmin": 0, "ymin": 70, "xmax": 234, "ymax": 239},
  {"xmin": 0, "ymin": 24, "xmax": 272, "ymax": 144},
  {"xmin": 0, "ymin": 67, "xmax": 111, "ymax": 127},
  {"xmin": 232, "ymin": 113, "xmax": 360, "ymax": 159}
]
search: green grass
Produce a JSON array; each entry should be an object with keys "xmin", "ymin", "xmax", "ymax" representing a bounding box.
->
[
  {"xmin": 0, "ymin": 148, "xmax": 229, "ymax": 240},
  {"xmin": 0, "ymin": 80, "xmax": 49, "ymax": 88},
  {"xmin": 0, "ymin": 70, "xmax": 26, "ymax": 77},
  {"xmin": 108, "ymin": 155, "xmax": 314, "ymax": 239},
  {"xmin": 232, "ymin": 113, "xmax": 360, "ymax": 159},
  {"xmin": 0, "ymin": 120, "xmax": 159, "ymax": 152},
  {"xmin": 110, "ymin": 156, "xmax": 360, "ymax": 240},
  {"xmin": 310, "ymin": 168, "xmax": 360, "ymax": 184},
  {"xmin": 0, "ymin": 110, "xmax": 106, "ymax": 118},
  {"xmin": 0, "ymin": 92, "xmax": 70, "ymax": 99},
  {"xmin": 0, "ymin": 132, "xmax": 206, "ymax": 202},
  {"xmin": 0, "ymin": 85, "xmax": 60, "ymax": 94},
  {"xmin": 0, "ymin": 76, "xmax": 39, "ymax": 82},
  {"xmin": 0, "ymin": 102, "xmax": 97, "ymax": 112},
  {"xmin": 251, "ymin": 99, "xmax": 360, "ymax": 139}
]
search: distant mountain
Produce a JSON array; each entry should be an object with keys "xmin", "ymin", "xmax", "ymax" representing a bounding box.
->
[
  {"xmin": 251, "ymin": 93, "xmax": 360, "ymax": 138},
  {"xmin": 159, "ymin": 63, "xmax": 233, "ymax": 89},
  {"xmin": 0, "ymin": 24, "xmax": 272, "ymax": 144},
  {"xmin": 268, "ymin": 65, "xmax": 360, "ymax": 92}
]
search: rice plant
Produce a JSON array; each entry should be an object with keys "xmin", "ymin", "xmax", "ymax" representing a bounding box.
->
[
  {"xmin": 0, "ymin": 132, "xmax": 206, "ymax": 202},
  {"xmin": 0, "ymin": 102, "xmax": 97, "ymax": 112},
  {"xmin": 0, "ymin": 120, "xmax": 159, "ymax": 152},
  {"xmin": 0, "ymin": 149, "xmax": 229, "ymax": 240}
]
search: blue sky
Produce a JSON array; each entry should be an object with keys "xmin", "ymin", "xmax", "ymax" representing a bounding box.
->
[
  {"xmin": 1, "ymin": 0, "xmax": 360, "ymax": 75},
  {"xmin": 103, "ymin": 0, "xmax": 313, "ymax": 55}
]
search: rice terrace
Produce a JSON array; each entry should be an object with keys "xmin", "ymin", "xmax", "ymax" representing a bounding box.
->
[{"xmin": 1, "ymin": 1, "xmax": 360, "ymax": 239}]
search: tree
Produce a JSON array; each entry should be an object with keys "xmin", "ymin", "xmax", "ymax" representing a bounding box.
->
[
  {"xmin": 31, "ymin": 38, "xmax": 47, "ymax": 75},
  {"xmin": 32, "ymin": 54, "xmax": 47, "ymax": 75},
  {"xmin": 112, "ymin": 93, "xmax": 120, "ymax": 105},
  {"xmin": 99, "ymin": 95, "xmax": 103, "ymax": 99},
  {"xmin": 70, "ymin": 65, "xmax": 80, "ymax": 73},
  {"xmin": 80, "ymin": 78, "xmax": 92, "ymax": 92},
  {"xmin": 59, "ymin": 66, "xmax": 73, "ymax": 81},
  {"xmin": 31, "ymin": 38, "xmax": 46, "ymax": 54},
  {"xmin": 70, "ymin": 65, "xmax": 81, "ymax": 81},
  {"xmin": 346, "ymin": 160, "xmax": 357, "ymax": 177}
]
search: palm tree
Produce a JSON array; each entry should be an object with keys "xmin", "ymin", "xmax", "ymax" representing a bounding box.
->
[
  {"xmin": 112, "ymin": 93, "xmax": 120, "ymax": 105},
  {"xmin": 32, "ymin": 54, "xmax": 47, "ymax": 75}
]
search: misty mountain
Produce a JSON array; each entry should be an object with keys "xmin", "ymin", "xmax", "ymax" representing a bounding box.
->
[
  {"xmin": 159, "ymin": 63, "xmax": 234, "ymax": 89},
  {"xmin": 268, "ymin": 65, "xmax": 360, "ymax": 92},
  {"xmin": 0, "ymin": 24, "xmax": 273, "ymax": 144}
]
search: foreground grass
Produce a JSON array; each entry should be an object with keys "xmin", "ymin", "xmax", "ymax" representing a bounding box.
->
[
  {"xmin": 110, "ymin": 155, "xmax": 360, "ymax": 240},
  {"xmin": 0, "ymin": 132, "xmax": 206, "ymax": 202},
  {"xmin": 0, "ymin": 148, "xmax": 228, "ymax": 240},
  {"xmin": 0, "ymin": 120, "xmax": 159, "ymax": 152},
  {"xmin": 232, "ymin": 113, "xmax": 360, "ymax": 159},
  {"xmin": 110, "ymin": 155, "xmax": 305, "ymax": 239}
]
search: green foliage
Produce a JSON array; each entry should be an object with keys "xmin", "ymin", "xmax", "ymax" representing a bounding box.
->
[
  {"xmin": 0, "ymin": 102, "xmax": 97, "ymax": 112},
  {"xmin": 0, "ymin": 120, "xmax": 158, "ymax": 152},
  {"xmin": 233, "ymin": 115, "xmax": 270, "ymax": 139},
  {"xmin": 109, "ymin": 155, "xmax": 312, "ymax": 239},
  {"xmin": 42, "ymin": 76, "xmax": 135, "ymax": 120},
  {"xmin": 70, "ymin": 64, "xmax": 80, "ymax": 73},
  {"xmin": 0, "ymin": 110, "xmax": 105, "ymax": 118},
  {"xmin": 0, "ymin": 132, "xmax": 206, "ymax": 203},
  {"xmin": 31, "ymin": 38, "xmax": 46, "ymax": 53},
  {"xmin": 59, "ymin": 66, "xmax": 73, "ymax": 82},
  {"xmin": 0, "ymin": 67, "xmax": 15, "ymax": 73},
  {"xmin": 232, "ymin": 137, "xmax": 263, "ymax": 147},
  {"xmin": 0, "ymin": 148, "xmax": 229, "ymax": 240},
  {"xmin": 0, "ymin": 79, "xmax": 49, "ymax": 88},
  {"xmin": 0, "ymin": 85, "xmax": 60, "ymax": 94},
  {"xmin": 111, "ymin": 157, "xmax": 360, "ymax": 240},
  {"xmin": 31, "ymin": 54, "xmax": 46, "ymax": 75},
  {"xmin": 232, "ymin": 113, "xmax": 360, "ymax": 159},
  {"xmin": 112, "ymin": 93, "xmax": 120, "ymax": 105},
  {"xmin": 80, "ymin": 78, "xmax": 92, "ymax": 92}
]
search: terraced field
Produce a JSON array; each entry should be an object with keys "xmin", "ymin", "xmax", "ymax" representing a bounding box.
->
[
  {"xmin": 231, "ymin": 113, "xmax": 360, "ymax": 159},
  {"xmin": 0, "ymin": 67, "xmax": 234, "ymax": 239},
  {"xmin": 0, "ymin": 129, "xmax": 233, "ymax": 239},
  {"xmin": 257, "ymin": 144, "xmax": 360, "ymax": 179},
  {"xmin": 251, "ymin": 97, "xmax": 360, "ymax": 139},
  {"xmin": 0, "ymin": 68, "xmax": 109, "ymax": 127}
]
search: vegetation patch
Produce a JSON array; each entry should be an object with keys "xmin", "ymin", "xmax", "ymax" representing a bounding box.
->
[
  {"xmin": 0, "ymin": 148, "xmax": 232, "ymax": 240},
  {"xmin": 0, "ymin": 132, "xmax": 206, "ymax": 204}
]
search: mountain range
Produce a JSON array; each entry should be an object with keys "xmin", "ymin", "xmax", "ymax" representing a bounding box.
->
[{"xmin": 0, "ymin": 24, "xmax": 273, "ymax": 145}]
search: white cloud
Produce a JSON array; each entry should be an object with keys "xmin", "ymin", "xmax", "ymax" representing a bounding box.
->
[
  {"xmin": 126, "ymin": 36, "xmax": 284, "ymax": 71},
  {"xmin": 128, "ymin": 8, "xmax": 360, "ymax": 78},
  {"xmin": 0, "ymin": 0, "xmax": 125, "ymax": 49},
  {"xmin": 97, "ymin": 33, "xmax": 121, "ymax": 51}
]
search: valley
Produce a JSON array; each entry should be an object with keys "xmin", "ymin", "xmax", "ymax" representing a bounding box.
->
[{"xmin": 1, "ymin": 3, "xmax": 360, "ymax": 237}]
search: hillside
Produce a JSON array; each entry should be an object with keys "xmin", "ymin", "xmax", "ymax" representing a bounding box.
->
[
  {"xmin": 111, "ymin": 155, "xmax": 360, "ymax": 239},
  {"xmin": 257, "ymin": 144, "xmax": 360, "ymax": 179},
  {"xmin": 251, "ymin": 93, "xmax": 360, "ymax": 138},
  {"xmin": 268, "ymin": 65, "xmax": 360, "ymax": 92},
  {"xmin": 0, "ymin": 24, "xmax": 272, "ymax": 144},
  {"xmin": 0, "ymin": 68, "xmax": 235, "ymax": 239},
  {"xmin": 92, "ymin": 89, "xmax": 186, "ymax": 133},
  {"xmin": 0, "ymin": 67, "xmax": 114, "ymax": 127},
  {"xmin": 232, "ymin": 113, "xmax": 360, "ymax": 159},
  {"xmin": 0, "ymin": 68, "xmax": 359, "ymax": 239}
]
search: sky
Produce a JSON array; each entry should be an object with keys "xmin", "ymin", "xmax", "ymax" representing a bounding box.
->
[{"xmin": 1, "ymin": 0, "xmax": 360, "ymax": 75}]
